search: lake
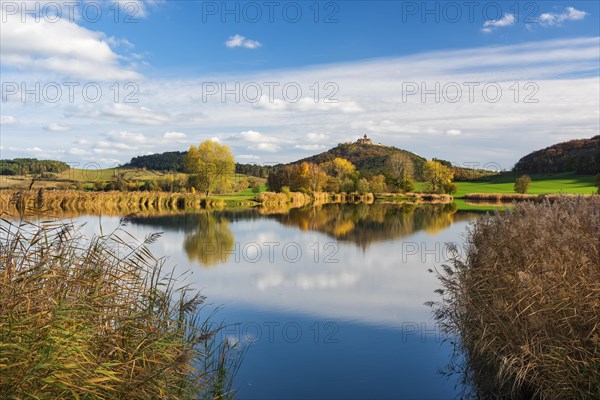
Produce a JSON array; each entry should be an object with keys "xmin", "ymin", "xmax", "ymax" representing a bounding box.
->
[{"xmin": 64, "ymin": 203, "xmax": 477, "ymax": 399}]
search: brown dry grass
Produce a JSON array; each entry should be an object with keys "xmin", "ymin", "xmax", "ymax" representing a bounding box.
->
[
  {"xmin": 0, "ymin": 190, "xmax": 225, "ymax": 217},
  {"xmin": 430, "ymin": 196, "xmax": 600, "ymax": 399}
]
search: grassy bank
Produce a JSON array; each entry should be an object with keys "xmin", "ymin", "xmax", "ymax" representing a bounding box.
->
[
  {"xmin": 453, "ymin": 171, "xmax": 597, "ymax": 198},
  {"xmin": 0, "ymin": 217, "xmax": 242, "ymax": 399},
  {"xmin": 430, "ymin": 196, "xmax": 600, "ymax": 398}
]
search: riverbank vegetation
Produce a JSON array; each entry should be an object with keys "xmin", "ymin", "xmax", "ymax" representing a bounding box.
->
[
  {"xmin": 430, "ymin": 196, "xmax": 600, "ymax": 398},
  {"xmin": 0, "ymin": 217, "xmax": 243, "ymax": 399}
]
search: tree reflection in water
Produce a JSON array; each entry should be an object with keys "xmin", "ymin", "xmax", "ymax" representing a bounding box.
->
[
  {"xmin": 183, "ymin": 213, "xmax": 235, "ymax": 266},
  {"xmin": 131, "ymin": 203, "xmax": 469, "ymax": 265}
]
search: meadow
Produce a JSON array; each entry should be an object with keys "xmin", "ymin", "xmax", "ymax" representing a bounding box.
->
[{"xmin": 453, "ymin": 171, "xmax": 597, "ymax": 197}]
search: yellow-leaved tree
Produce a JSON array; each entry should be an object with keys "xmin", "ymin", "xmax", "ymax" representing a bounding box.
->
[
  {"xmin": 184, "ymin": 140, "xmax": 235, "ymax": 195},
  {"xmin": 422, "ymin": 160, "xmax": 456, "ymax": 194}
]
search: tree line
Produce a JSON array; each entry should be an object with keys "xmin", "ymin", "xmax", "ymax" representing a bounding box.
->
[
  {"xmin": 125, "ymin": 151, "xmax": 273, "ymax": 178},
  {"xmin": 267, "ymin": 157, "xmax": 456, "ymax": 194},
  {"xmin": 0, "ymin": 159, "xmax": 70, "ymax": 176}
]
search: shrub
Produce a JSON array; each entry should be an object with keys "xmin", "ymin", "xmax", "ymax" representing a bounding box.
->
[
  {"xmin": 0, "ymin": 218, "xmax": 243, "ymax": 399},
  {"xmin": 356, "ymin": 178, "xmax": 370, "ymax": 194},
  {"xmin": 235, "ymin": 180, "xmax": 249, "ymax": 192},
  {"xmin": 430, "ymin": 197, "xmax": 600, "ymax": 398},
  {"xmin": 442, "ymin": 181, "xmax": 457, "ymax": 194},
  {"xmin": 595, "ymin": 173, "xmax": 600, "ymax": 194},
  {"xmin": 281, "ymin": 186, "xmax": 291, "ymax": 199},
  {"xmin": 249, "ymin": 178, "xmax": 262, "ymax": 193},
  {"xmin": 514, "ymin": 175, "xmax": 532, "ymax": 194},
  {"xmin": 370, "ymin": 175, "xmax": 387, "ymax": 194}
]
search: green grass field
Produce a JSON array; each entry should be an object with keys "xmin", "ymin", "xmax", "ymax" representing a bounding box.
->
[
  {"xmin": 415, "ymin": 172, "xmax": 597, "ymax": 212},
  {"xmin": 414, "ymin": 172, "xmax": 596, "ymax": 198},
  {"xmin": 454, "ymin": 172, "xmax": 597, "ymax": 198}
]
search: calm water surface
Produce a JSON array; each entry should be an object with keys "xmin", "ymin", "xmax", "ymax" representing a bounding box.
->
[{"xmin": 70, "ymin": 204, "xmax": 476, "ymax": 399}]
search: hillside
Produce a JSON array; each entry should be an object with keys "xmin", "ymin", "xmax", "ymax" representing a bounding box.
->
[
  {"xmin": 294, "ymin": 142, "xmax": 426, "ymax": 179},
  {"xmin": 514, "ymin": 135, "xmax": 600, "ymax": 175}
]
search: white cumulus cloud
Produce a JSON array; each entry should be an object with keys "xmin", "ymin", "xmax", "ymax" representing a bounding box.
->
[
  {"xmin": 539, "ymin": 7, "xmax": 588, "ymax": 27},
  {"xmin": 225, "ymin": 34, "xmax": 262, "ymax": 49},
  {"xmin": 0, "ymin": 116, "xmax": 18, "ymax": 125},
  {"xmin": 44, "ymin": 123, "xmax": 69, "ymax": 132},
  {"xmin": 163, "ymin": 131, "xmax": 187, "ymax": 140},
  {"xmin": 482, "ymin": 14, "xmax": 516, "ymax": 33},
  {"xmin": 0, "ymin": 5, "xmax": 141, "ymax": 80}
]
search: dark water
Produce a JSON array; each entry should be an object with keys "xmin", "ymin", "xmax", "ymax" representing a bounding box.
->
[{"xmin": 71, "ymin": 203, "xmax": 476, "ymax": 399}]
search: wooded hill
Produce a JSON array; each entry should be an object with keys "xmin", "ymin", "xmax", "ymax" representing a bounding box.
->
[
  {"xmin": 294, "ymin": 142, "xmax": 426, "ymax": 179},
  {"xmin": 514, "ymin": 135, "xmax": 600, "ymax": 175}
]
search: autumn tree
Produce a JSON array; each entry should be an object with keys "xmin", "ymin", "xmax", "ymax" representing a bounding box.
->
[
  {"xmin": 306, "ymin": 163, "xmax": 328, "ymax": 192},
  {"xmin": 385, "ymin": 153, "xmax": 415, "ymax": 192},
  {"xmin": 183, "ymin": 140, "xmax": 235, "ymax": 195},
  {"xmin": 321, "ymin": 158, "xmax": 356, "ymax": 192},
  {"xmin": 423, "ymin": 160, "xmax": 454, "ymax": 194},
  {"xmin": 514, "ymin": 175, "xmax": 532, "ymax": 194},
  {"xmin": 370, "ymin": 175, "xmax": 387, "ymax": 194}
]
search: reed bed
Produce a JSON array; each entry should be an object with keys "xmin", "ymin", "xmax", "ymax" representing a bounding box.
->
[
  {"xmin": 463, "ymin": 193, "xmax": 589, "ymax": 202},
  {"xmin": 0, "ymin": 190, "xmax": 225, "ymax": 217},
  {"xmin": 429, "ymin": 196, "xmax": 600, "ymax": 399},
  {"xmin": 377, "ymin": 192, "xmax": 453, "ymax": 204},
  {"xmin": 0, "ymin": 216, "xmax": 242, "ymax": 399},
  {"xmin": 254, "ymin": 191, "xmax": 375, "ymax": 210}
]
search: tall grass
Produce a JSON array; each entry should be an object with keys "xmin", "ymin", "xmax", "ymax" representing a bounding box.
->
[
  {"xmin": 429, "ymin": 196, "xmax": 600, "ymax": 398},
  {"xmin": 462, "ymin": 192, "xmax": 591, "ymax": 202},
  {"xmin": 0, "ymin": 215, "xmax": 243, "ymax": 399},
  {"xmin": 254, "ymin": 191, "xmax": 375, "ymax": 210},
  {"xmin": 0, "ymin": 190, "xmax": 226, "ymax": 217}
]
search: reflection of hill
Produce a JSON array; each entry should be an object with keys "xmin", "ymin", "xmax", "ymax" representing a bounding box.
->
[
  {"xmin": 269, "ymin": 203, "xmax": 459, "ymax": 250},
  {"xmin": 131, "ymin": 204, "xmax": 462, "ymax": 256}
]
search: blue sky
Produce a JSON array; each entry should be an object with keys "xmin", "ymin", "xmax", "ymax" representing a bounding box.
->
[{"xmin": 1, "ymin": 0, "xmax": 599, "ymax": 168}]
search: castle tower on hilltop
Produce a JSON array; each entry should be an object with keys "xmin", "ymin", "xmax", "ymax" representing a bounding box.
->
[{"xmin": 356, "ymin": 134, "xmax": 373, "ymax": 145}]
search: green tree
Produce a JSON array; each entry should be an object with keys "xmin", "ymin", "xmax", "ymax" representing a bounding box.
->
[
  {"xmin": 356, "ymin": 178, "xmax": 370, "ymax": 194},
  {"xmin": 514, "ymin": 175, "xmax": 532, "ymax": 194},
  {"xmin": 183, "ymin": 141, "xmax": 235, "ymax": 195},
  {"xmin": 400, "ymin": 175, "xmax": 415, "ymax": 193},
  {"xmin": 423, "ymin": 160, "xmax": 454, "ymax": 193},
  {"xmin": 370, "ymin": 175, "xmax": 387, "ymax": 194},
  {"xmin": 385, "ymin": 153, "xmax": 415, "ymax": 191},
  {"xmin": 595, "ymin": 173, "xmax": 600, "ymax": 194}
]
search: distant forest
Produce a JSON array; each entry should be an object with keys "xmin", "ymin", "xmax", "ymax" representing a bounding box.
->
[
  {"xmin": 514, "ymin": 135, "xmax": 600, "ymax": 175},
  {"xmin": 126, "ymin": 151, "xmax": 274, "ymax": 178},
  {"xmin": 0, "ymin": 159, "xmax": 70, "ymax": 176}
]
